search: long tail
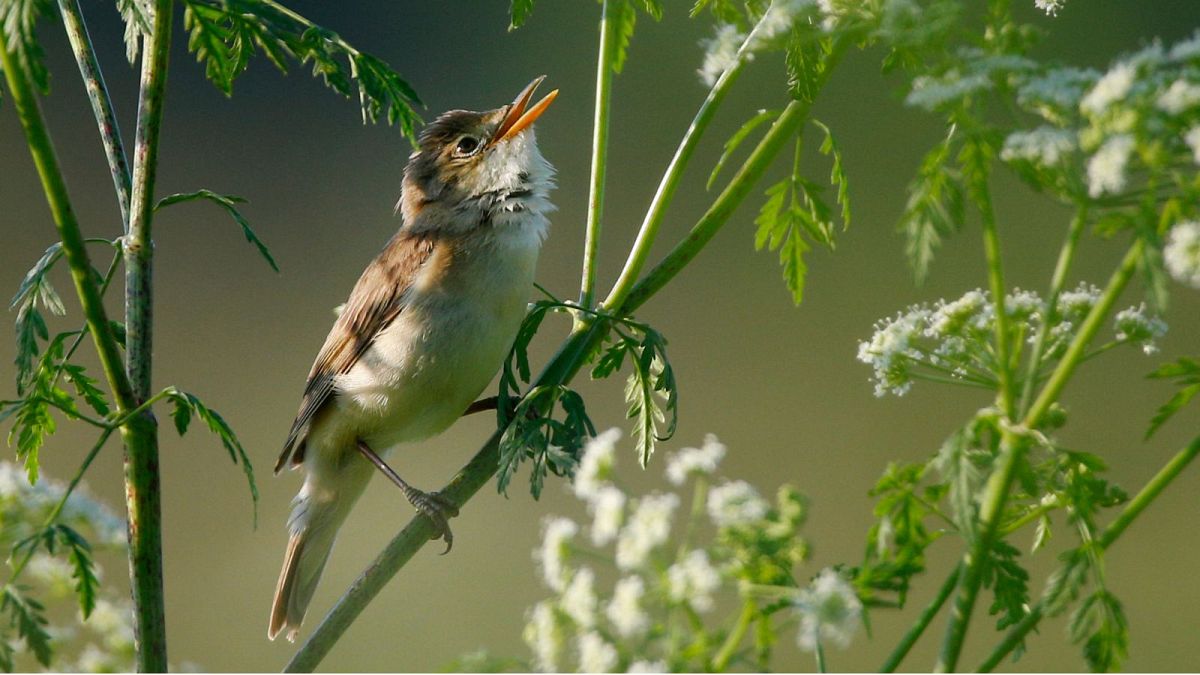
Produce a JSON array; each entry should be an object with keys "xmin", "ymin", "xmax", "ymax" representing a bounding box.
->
[{"xmin": 268, "ymin": 461, "xmax": 371, "ymax": 642}]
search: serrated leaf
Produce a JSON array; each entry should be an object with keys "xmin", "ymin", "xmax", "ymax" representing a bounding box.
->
[
  {"xmin": 899, "ymin": 125, "xmax": 964, "ymax": 283},
  {"xmin": 155, "ymin": 189, "xmax": 279, "ymax": 272},
  {"xmin": 167, "ymin": 391, "xmax": 258, "ymax": 523},
  {"xmin": 813, "ymin": 119, "xmax": 851, "ymax": 227},
  {"xmin": 62, "ymin": 364, "xmax": 111, "ymax": 417},
  {"xmin": 54, "ymin": 525, "xmax": 99, "ymax": 617},
  {"xmin": 1, "ymin": 587, "xmax": 52, "ymax": 666},
  {"xmin": 0, "ymin": 0, "xmax": 52, "ymax": 93},
  {"xmin": 625, "ymin": 335, "xmax": 664, "ymax": 468},
  {"xmin": 612, "ymin": 0, "xmax": 636, "ymax": 74},
  {"xmin": 117, "ymin": 0, "xmax": 153, "ymax": 63},
  {"xmin": 709, "ymin": 109, "xmax": 779, "ymax": 190},
  {"xmin": 1145, "ymin": 358, "xmax": 1200, "ymax": 439}
]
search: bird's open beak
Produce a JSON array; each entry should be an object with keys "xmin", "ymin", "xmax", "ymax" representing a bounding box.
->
[{"xmin": 491, "ymin": 76, "xmax": 558, "ymax": 145}]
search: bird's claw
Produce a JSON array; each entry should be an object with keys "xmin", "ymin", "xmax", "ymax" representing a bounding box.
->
[{"xmin": 408, "ymin": 490, "xmax": 459, "ymax": 554}]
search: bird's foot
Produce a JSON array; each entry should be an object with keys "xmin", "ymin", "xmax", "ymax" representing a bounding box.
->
[{"xmin": 405, "ymin": 488, "xmax": 460, "ymax": 554}]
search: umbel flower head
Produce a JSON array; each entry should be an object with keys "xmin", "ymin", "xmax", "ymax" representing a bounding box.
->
[
  {"xmin": 795, "ymin": 568, "xmax": 863, "ymax": 652},
  {"xmin": 857, "ymin": 286, "xmax": 1167, "ymax": 398},
  {"xmin": 1165, "ymin": 221, "xmax": 1200, "ymax": 289},
  {"xmin": 520, "ymin": 430, "xmax": 830, "ymax": 672}
]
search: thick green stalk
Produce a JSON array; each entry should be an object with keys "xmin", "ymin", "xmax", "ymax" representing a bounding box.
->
[
  {"xmin": 976, "ymin": 435, "xmax": 1200, "ymax": 672},
  {"xmin": 578, "ymin": 0, "xmax": 618, "ymax": 312},
  {"xmin": 57, "ymin": 0, "xmax": 133, "ymax": 229},
  {"xmin": 284, "ymin": 40, "xmax": 848, "ymax": 671},
  {"xmin": 938, "ymin": 237, "xmax": 1147, "ymax": 672},
  {"xmin": 880, "ymin": 565, "xmax": 961, "ymax": 672},
  {"xmin": 711, "ymin": 599, "xmax": 756, "ymax": 671},
  {"xmin": 122, "ymin": 0, "xmax": 174, "ymax": 669},
  {"xmin": 1017, "ymin": 207, "xmax": 1087, "ymax": 415}
]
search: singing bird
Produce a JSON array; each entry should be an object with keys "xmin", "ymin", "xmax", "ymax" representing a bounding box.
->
[{"xmin": 269, "ymin": 77, "xmax": 558, "ymax": 642}]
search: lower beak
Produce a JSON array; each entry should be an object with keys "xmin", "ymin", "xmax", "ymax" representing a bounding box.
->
[{"xmin": 491, "ymin": 76, "xmax": 559, "ymax": 145}]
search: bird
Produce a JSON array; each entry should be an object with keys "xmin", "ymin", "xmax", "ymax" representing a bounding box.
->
[{"xmin": 268, "ymin": 77, "xmax": 559, "ymax": 642}]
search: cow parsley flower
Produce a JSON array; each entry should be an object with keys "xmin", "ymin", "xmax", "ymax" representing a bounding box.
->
[
  {"xmin": 577, "ymin": 631, "xmax": 619, "ymax": 673},
  {"xmin": 615, "ymin": 493, "xmax": 679, "ymax": 570},
  {"xmin": 1114, "ymin": 304, "xmax": 1168, "ymax": 355},
  {"xmin": 707, "ymin": 480, "xmax": 769, "ymax": 528},
  {"xmin": 574, "ymin": 428, "xmax": 621, "ymax": 500},
  {"xmin": 589, "ymin": 486, "xmax": 626, "ymax": 546},
  {"xmin": 857, "ymin": 307, "xmax": 930, "ymax": 396},
  {"xmin": 537, "ymin": 516, "xmax": 579, "ymax": 591},
  {"xmin": 561, "ymin": 567, "xmax": 598, "ymax": 628},
  {"xmin": 698, "ymin": 24, "xmax": 745, "ymax": 87},
  {"xmin": 667, "ymin": 550, "xmax": 722, "ymax": 612},
  {"xmin": 1087, "ymin": 134, "xmax": 1135, "ymax": 196},
  {"xmin": 1081, "ymin": 62, "xmax": 1136, "ymax": 116},
  {"xmin": 606, "ymin": 576, "xmax": 649, "ymax": 638},
  {"xmin": 665, "ymin": 434, "xmax": 726, "ymax": 485},
  {"xmin": 1018, "ymin": 68, "xmax": 1099, "ymax": 121},
  {"xmin": 1034, "ymin": 0, "xmax": 1065, "ymax": 16},
  {"xmin": 1169, "ymin": 31, "xmax": 1200, "ymax": 61},
  {"xmin": 1165, "ymin": 221, "xmax": 1200, "ymax": 288},
  {"xmin": 748, "ymin": 0, "xmax": 813, "ymax": 49},
  {"xmin": 1000, "ymin": 127, "xmax": 1078, "ymax": 167},
  {"xmin": 524, "ymin": 601, "xmax": 565, "ymax": 673},
  {"xmin": 795, "ymin": 569, "xmax": 862, "ymax": 652},
  {"xmin": 1156, "ymin": 79, "xmax": 1200, "ymax": 114}
]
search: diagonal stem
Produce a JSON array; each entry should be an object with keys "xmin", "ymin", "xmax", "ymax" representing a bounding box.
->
[
  {"xmin": 57, "ymin": 0, "xmax": 133, "ymax": 230},
  {"xmin": 881, "ymin": 564, "xmax": 962, "ymax": 672},
  {"xmin": 976, "ymin": 435, "xmax": 1200, "ymax": 672}
]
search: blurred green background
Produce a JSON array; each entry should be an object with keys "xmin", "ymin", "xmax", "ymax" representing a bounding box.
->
[{"xmin": 2, "ymin": 1, "xmax": 1199, "ymax": 671}]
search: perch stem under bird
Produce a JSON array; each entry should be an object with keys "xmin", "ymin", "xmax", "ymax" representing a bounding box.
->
[{"xmin": 268, "ymin": 76, "xmax": 559, "ymax": 643}]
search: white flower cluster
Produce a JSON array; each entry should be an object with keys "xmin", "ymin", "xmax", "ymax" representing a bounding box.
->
[
  {"xmin": 522, "ymin": 431, "xmax": 830, "ymax": 671},
  {"xmin": 1165, "ymin": 221, "xmax": 1200, "ymax": 289},
  {"xmin": 698, "ymin": 0, "xmax": 817, "ymax": 87},
  {"xmin": 857, "ymin": 286, "xmax": 1167, "ymax": 397},
  {"xmin": 1034, "ymin": 0, "xmax": 1065, "ymax": 16},
  {"xmin": 1000, "ymin": 126, "xmax": 1077, "ymax": 168},
  {"xmin": 1086, "ymin": 134, "xmax": 1135, "ymax": 197},
  {"xmin": 795, "ymin": 569, "xmax": 863, "ymax": 652}
]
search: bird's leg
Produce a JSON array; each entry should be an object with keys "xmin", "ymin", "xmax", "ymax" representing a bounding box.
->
[{"xmin": 355, "ymin": 439, "xmax": 459, "ymax": 554}]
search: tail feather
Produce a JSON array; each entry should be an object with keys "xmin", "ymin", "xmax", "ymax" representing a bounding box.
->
[{"xmin": 268, "ymin": 493, "xmax": 345, "ymax": 641}]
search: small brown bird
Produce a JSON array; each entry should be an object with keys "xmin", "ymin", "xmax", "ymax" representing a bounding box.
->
[{"xmin": 268, "ymin": 77, "xmax": 558, "ymax": 642}]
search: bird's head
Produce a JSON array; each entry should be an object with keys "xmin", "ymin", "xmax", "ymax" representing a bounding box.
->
[{"xmin": 398, "ymin": 76, "xmax": 558, "ymax": 233}]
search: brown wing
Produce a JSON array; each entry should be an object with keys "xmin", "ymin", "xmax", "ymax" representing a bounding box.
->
[{"xmin": 275, "ymin": 232, "xmax": 436, "ymax": 473}]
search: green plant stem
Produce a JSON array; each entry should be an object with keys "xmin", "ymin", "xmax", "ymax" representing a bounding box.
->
[
  {"xmin": 122, "ymin": 0, "xmax": 175, "ymax": 669},
  {"xmin": 814, "ymin": 638, "xmax": 827, "ymax": 673},
  {"xmin": 712, "ymin": 600, "xmax": 756, "ymax": 671},
  {"xmin": 1024, "ymin": 239, "xmax": 1144, "ymax": 426},
  {"xmin": 1017, "ymin": 206, "xmax": 1086, "ymax": 415},
  {"xmin": 57, "ymin": 0, "xmax": 133, "ymax": 229},
  {"xmin": 937, "ymin": 236, "xmax": 1146, "ymax": 672},
  {"xmin": 602, "ymin": 32, "xmax": 753, "ymax": 311},
  {"xmin": 285, "ymin": 39, "xmax": 849, "ymax": 671},
  {"xmin": 618, "ymin": 43, "xmax": 847, "ymax": 311},
  {"xmin": 880, "ymin": 564, "xmax": 961, "ymax": 673},
  {"xmin": 976, "ymin": 434, "xmax": 1200, "ymax": 672},
  {"xmin": 578, "ymin": 0, "xmax": 618, "ymax": 313},
  {"xmin": 978, "ymin": 179, "xmax": 1015, "ymax": 418}
]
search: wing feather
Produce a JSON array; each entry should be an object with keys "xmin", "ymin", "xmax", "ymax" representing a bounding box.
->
[{"xmin": 275, "ymin": 232, "xmax": 436, "ymax": 473}]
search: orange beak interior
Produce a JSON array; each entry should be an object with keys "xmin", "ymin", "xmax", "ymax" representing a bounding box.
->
[{"xmin": 492, "ymin": 76, "xmax": 559, "ymax": 145}]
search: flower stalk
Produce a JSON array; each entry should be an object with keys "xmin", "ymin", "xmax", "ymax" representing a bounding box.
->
[{"xmin": 578, "ymin": 0, "xmax": 619, "ymax": 313}]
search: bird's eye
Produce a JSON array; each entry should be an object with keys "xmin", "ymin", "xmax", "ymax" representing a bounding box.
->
[{"xmin": 454, "ymin": 136, "xmax": 481, "ymax": 157}]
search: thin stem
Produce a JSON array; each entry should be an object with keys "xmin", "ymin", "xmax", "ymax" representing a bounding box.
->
[
  {"xmin": 122, "ymin": 0, "xmax": 175, "ymax": 668},
  {"xmin": 814, "ymin": 638, "xmax": 827, "ymax": 673},
  {"xmin": 50, "ymin": 250, "xmax": 122, "ymax": 391},
  {"xmin": 57, "ymin": 0, "xmax": 133, "ymax": 230},
  {"xmin": 977, "ymin": 176, "xmax": 1015, "ymax": 419},
  {"xmin": 618, "ymin": 42, "xmax": 848, "ymax": 311},
  {"xmin": 880, "ymin": 564, "xmax": 962, "ymax": 672},
  {"xmin": 1017, "ymin": 206, "xmax": 1086, "ymax": 416},
  {"xmin": 976, "ymin": 435, "xmax": 1200, "ymax": 672},
  {"xmin": 578, "ymin": 0, "xmax": 618, "ymax": 313},
  {"xmin": 711, "ymin": 600, "xmax": 756, "ymax": 671},
  {"xmin": 998, "ymin": 495, "xmax": 1059, "ymax": 537}
]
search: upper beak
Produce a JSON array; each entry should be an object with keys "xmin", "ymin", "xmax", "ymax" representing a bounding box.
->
[{"xmin": 490, "ymin": 76, "xmax": 559, "ymax": 145}]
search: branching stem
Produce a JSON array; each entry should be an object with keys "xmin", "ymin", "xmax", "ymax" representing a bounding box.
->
[
  {"xmin": 880, "ymin": 564, "xmax": 961, "ymax": 672},
  {"xmin": 578, "ymin": 0, "xmax": 618, "ymax": 313}
]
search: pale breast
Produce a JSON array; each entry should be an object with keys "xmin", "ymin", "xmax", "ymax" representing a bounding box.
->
[{"xmin": 334, "ymin": 221, "xmax": 543, "ymax": 451}]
